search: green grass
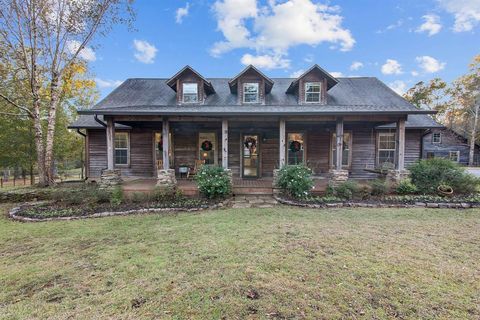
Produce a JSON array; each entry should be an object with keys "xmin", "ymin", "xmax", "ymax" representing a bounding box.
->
[{"xmin": 1, "ymin": 204, "xmax": 479, "ymax": 319}]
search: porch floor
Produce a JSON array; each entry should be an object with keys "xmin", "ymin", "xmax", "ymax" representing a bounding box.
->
[{"xmin": 122, "ymin": 176, "xmax": 331, "ymax": 196}]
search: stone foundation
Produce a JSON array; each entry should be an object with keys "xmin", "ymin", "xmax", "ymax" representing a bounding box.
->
[
  {"xmin": 328, "ymin": 169, "xmax": 349, "ymax": 188},
  {"xmin": 386, "ymin": 169, "xmax": 410, "ymax": 187},
  {"xmin": 272, "ymin": 169, "xmax": 281, "ymax": 194},
  {"xmin": 156, "ymin": 169, "xmax": 177, "ymax": 190},
  {"xmin": 99, "ymin": 169, "xmax": 122, "ymax": 189}
]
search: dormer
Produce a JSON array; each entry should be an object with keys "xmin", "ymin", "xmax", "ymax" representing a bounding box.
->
[
  {"xmin": 286, "ymin": 64, "xmax": 338, "ymax": 105},
  {"xmin": 166, "ymin": 66, "xmax": 215, "ymax": 105},
  {"xmin": 229, "ymin": 65, "xmax": 274, "ymax": 105}
]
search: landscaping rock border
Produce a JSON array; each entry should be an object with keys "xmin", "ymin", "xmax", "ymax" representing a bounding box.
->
[
  {"xmin": 8, "ymin": 201, "xmax": 227, "ymax": 222},
  {"xmin": 274, "ymin": 195, "xmax": 480, "ymax": 209}
]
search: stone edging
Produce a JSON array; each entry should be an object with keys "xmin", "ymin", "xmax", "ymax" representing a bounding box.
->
[
  {"xmin": 8, "ymin": 202, "xmax": 224, "ymax": 222},
  {"xmin": 274, "ymin": 195, "xmax": 480, "ymax": 209}
]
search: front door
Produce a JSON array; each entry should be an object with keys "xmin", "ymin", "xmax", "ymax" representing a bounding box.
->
[{"xmin": 242, "ymin": 134, "xmax": 260, "ymax": 178}]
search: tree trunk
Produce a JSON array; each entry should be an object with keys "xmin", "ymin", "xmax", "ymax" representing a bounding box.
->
[
  {"xmin": 468, "ymin": 105, "xmax": 479, "ymax": 166},
  {"xmin": 44, "ymin": 73, "xmax": 61, "ymax": 185}
]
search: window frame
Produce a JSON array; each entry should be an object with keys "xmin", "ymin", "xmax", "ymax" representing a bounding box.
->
[
  {"xmin": 198, "ymin": 132, "xmax": 218, "ymax": 165},
  {"xmin": 449, "ymin": 151, "xmax": 460, "ymax": 163},
  {"xmin": 114, "ymin": 131, "xmax": 130, "ymax": 167},
  {"xmin": 182, "ymin": 82, "xmax": 199, "ymax": 104},
  {"xmin": 377, "ymin": 132, "xmax": 396, "ymax": 168},
  {"xmin": 286, "ymin": 132, "xmax": 307, "ymax": 165},
  {"xmin": 330, "ymin": 131, "xmax": 352, "ymax": 169},
  {"xmin": 304, "ymin": 82, "xmax": 322, "ymax": 103},
  {"xmin": 432, "ymin": 132, "xmax": 442, "ymax": 144},
  {"xmin": 243, "ymin": 82, "xmax": 260, "ymax": 104}
]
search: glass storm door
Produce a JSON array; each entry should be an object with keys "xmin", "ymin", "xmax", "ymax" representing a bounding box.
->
[{"xmin": 242, "ymin": 134, "xmax": 260, "ymax": 178}]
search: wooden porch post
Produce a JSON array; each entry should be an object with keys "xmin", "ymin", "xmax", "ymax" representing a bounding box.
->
[
  {"xmin": 396, "ymin": 118, "xmax": 406, "ymax": 170},
  {"xmin": 106, "ymin": 117, "xmax": 115, "ymax": 170},
  {"xmin": 222, "ymin": 119, "xmax": 228, "ymax": 169},
  {"xmin": 279, "ymin": 119, "xmax": 286, "ymax": 168},
  {"xmin": 162, "ymin": 118, "xmax": 170, "ymax": 170},
  {"xmin": 335, "ymin": 117, "xmax": 344, "ymax": 170}
]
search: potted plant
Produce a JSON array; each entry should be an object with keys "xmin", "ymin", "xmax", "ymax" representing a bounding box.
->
[{"xmin": 437, "ymin": 184, "xmax": 453, "ymax": 196}]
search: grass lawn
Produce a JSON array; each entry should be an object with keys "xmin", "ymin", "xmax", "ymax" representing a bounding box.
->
[{"xmin": 1, "ymin": 204, "xmax": 479, "ymax": 319}]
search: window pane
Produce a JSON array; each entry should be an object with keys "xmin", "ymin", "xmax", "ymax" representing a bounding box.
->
[
  {"xmin": 379, "ymin": 133, "xmax": 395, "ymax": 150},
  {"xmin": 115, "ymin": 133, "xmax": 128, "ymax": 148},
  {"xmin": 379, "ymin": 150, "xmax": 395, "ymax": 166},
  {"xmin": 287, "ymin": 133, "xmax": 304, "ymax": 165},
  {"xmin": 243, "ymin": 83, "xmax": 259, "ymax": 103},
  {"xmin": 115, "ymin": 150, "xmax": 128, "ymax": 165},
  {"xmin": 306, "ymin": 93, "xmax": 320, "ymax": 102},
  {"xmin": 305, "ymin": 83, "xmax": 321, "ymax": 92},
  {"xmin": 182, "ymin": 83, "xmax": 198, "ymax": 102},
  {"xmin": 199, "ymin": 132, "xmax": 216, "ymax": 165}
]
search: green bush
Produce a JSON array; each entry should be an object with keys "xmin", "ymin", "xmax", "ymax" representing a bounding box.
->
[
  {"xmin": 326, "ymin": 180, "xmax": 359, "ymax": 200},
  {"xmin": 370, "ymin": 179, "xmax": 388, "ymax": 196},
  {"xmin": 409, "ymin": 158, "xmax": 480, "ymax": 194},
  {"xmin": 396, "ymin": 179, "xmax": 417, "ymax": 195},
  {"xmin": 110, "ymin": 187, "xmax": 124, "ymax": 206},
  {"xmin": 276, "ymin": 165, "xmax": 313, "ymax": 199},
  {"xmin": 195, "ymin": 165, "xmax": 232, "ymax": 199}
]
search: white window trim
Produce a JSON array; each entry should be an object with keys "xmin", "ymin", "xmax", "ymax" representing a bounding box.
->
[
  {"xmin": 304, "ymin": 82, "xmax": 322, "ymax": 103},
  {"xmin": 331, "ymin": 131, "xmax": 352, "ymax": 168},
  {"xmin": 377, "ymin": 132, "xmax": 396, "ymax": 167},
  {"xmin": 449, "ymin": 151, "xmax": 460, "ymax": 162},
  {"xmin": 182, "ymin": 82, "xmax": 199, "ymax": 104},
  {"xmin": 243, "ymin": 82, "xmax": 259, "ymax": 104},
  {"xmin": 114, "ymin": 131, "xmax": 130, "ymax": 166},
  {"xmin": 432, "ymin": 132, "xmax": 442, "ymax": 144}
]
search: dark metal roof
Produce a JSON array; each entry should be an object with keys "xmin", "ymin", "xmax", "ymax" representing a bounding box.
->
[
  {"xmin": 376, "ymin": 114, "xmax": 444, "ymax": 129},
  {"xmin": 68, "ymin": 115, "xmax": 131, "ymax": 129},
  {"xmin": 77, "ymin": 77, "xmax": 434, "ymax": 117}
]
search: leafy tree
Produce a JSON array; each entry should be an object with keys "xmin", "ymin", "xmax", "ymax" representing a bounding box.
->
[
  {"xmin": 403, "ymin": 78, "xmax": 449, "ymax": 122},
  {"xmin": 0, "ymin": 0, "xmax": 133, "ymax": 186}
]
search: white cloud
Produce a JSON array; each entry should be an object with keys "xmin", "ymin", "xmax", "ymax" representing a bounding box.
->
[
  {"xmin": 350, "ymin": 61, "xmax": 363, "ymax": 71},
  {"xmin": 211, "ymin": 0, "xmax": 355, "ymax": 65},
  {"xmin": 416, "ymin": 14, "xmax": 442, "ymax": 36},
  {"xmin": 240, "ymin": 53, "xmax": 290, "ymax": 69},
  {"xmin": 438, "ymin": 0, "xmax": 480, "ymax": 32},
  {"xmin": 329, "ymin": 71, "xmax": 343, "ymax": 77},
  {"xmin": 133, "ymin": 39, "xmax": 157, "ymax": 64},
  {"xmin": 381, "ymin": 59, "xmax": 402, "ymax": 75},
  {"xmin": 376, "ymin": 19, "xmax": 403, "ymax": 33},
  {"xmin": 290, "ymin": 69, "xmax": 305, "ymax": 78},
  {"xmin": 95, "ymin": 78, "xmax": 123, "ymax": 89},
  {"xmin": 66, "ymin": 40, "xmax": 96, "ymax": 62},
  {"xmin": 411, "ymin": 70, "xmax": 419, "ymax": 76},
  {"xmin": 304, "ymin": 54, "xmax": 314, "ymax": 63},
  {"xmin": 415, "ymin": 55, "xmax": 446, "ymax": 73},
  {"xmin": 389, "ymin": 80, "xmax": 407, "ymax": 95},
  {"xmin": 176, "ymin": 3, "xmax": 190, "ymax": 24}
]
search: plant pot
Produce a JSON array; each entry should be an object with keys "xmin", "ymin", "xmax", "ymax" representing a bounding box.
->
[{"xmin": 437, "ymin": 185, "xmax": 453, "ymax": 196}]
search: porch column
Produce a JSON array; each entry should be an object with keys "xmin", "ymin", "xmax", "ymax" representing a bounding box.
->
[
  {"xmin": 222, "ymin": 119, "xmax": 229, "ymax": 169},
  {"xmin": 335, "ymin": 117, "xmax": 344, "ymax": 170},
  {"xmin": 279, "ymin": 119, "xmax": 286, "ymax": 168},
  {"xmin": 395, "ymin": 118, "xmax": 406, "ymax": 170},
  {"xmin": 106, "ymin": 117, "xmax": 115, "ymax": 170},
  {"xmin": 162, "ymin": 118, "xmax": 170, "ymax": 170}
]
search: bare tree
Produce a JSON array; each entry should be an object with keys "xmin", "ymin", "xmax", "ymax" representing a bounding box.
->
[{"xmin": 0, "ymin": 0, "xmax": 133, "ymax": 186}]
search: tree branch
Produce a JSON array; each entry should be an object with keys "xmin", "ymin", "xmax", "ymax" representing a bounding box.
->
[{"xmin": 0, "ymin": 92, "xmax": 34, "ymax": 118}]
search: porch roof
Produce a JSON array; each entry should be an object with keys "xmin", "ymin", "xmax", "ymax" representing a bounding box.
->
[
  {"xmin": 376, "ymin": 114, "xmax": 444, "ymax": 129},
  {"xmin": 77, "ymin": 77, "xmax": 435, "ymax": 116}
]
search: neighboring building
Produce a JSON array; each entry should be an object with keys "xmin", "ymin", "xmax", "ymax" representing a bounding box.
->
[{"xmin": 69, "ymin": 64, "xmax": 438, "ymax": 186}]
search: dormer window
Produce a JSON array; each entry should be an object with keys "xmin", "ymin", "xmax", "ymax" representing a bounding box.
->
[
  {"xmin": 182, "ymin": 83, "xmax": 198, "ymax": 103},
  {"xmin": 243, "ymin": 83, "xmax": 259, "ymax": 103},
  {"xmin": 305, "ymin": 82, "xmax": 322, "ymax": 103}
]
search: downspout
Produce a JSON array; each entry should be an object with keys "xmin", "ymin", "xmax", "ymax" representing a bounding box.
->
[
  {"xmin": 75, "ymin": 129, "xmax": 88, "ymax": 180},
  {"xmin": 94, "ymin": 114, "xmax": 107, "ymax": 127},
  {"xmin": 420, "ymin": 129, "xmax": 432, "ymax": 159}
]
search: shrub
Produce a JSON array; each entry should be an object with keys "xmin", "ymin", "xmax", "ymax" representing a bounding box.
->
[
  {"xmin": 370, "ymin": 179, "xmax": 388, "ymax": 196},
  {"xmin": 110, "ymin": 187, "xmax": 124, "ymax": 206},
  {"xmin": 195, "ymin": 165, "xmax": 232, "ymax": 199},
  {"xmin": 327, "ymin": 180, "xmax": 359, "ymax": 200},
  {"xmin": 396, "ymin": 179, "xmax": 417, "ymax": 195},
  {"xmin": 151, "ymin": 186, "xmax": 176, "ymax": 202},
  {"xmin": 409, "ymin": 158, "xmax": 480, "ymax": 194},
  {"xmin": 276, "ymin": 165, "xmax": 314, "ymax": 199}
]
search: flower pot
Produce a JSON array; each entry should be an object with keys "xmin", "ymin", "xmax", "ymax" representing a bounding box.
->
[{"xmin": 437, "ymin": 185, "xmax": 453, "ymax": 196}]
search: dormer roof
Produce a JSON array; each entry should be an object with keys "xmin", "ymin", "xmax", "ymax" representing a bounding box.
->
[
  {"xmin": 166, "ymin": 65, "xmax": 215, "ymax": 94},
  {"xmin": 228, "ymin": 65, "xmax": 274, "ymax": 94},
  {"xmin": 286, "ymin": 64, "xmax": 338, "ymax": 94}
]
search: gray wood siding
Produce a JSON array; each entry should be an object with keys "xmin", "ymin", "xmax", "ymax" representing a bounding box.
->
[{"xmin": 87, "ymin": 129, "xmax": 107, "ymax": 178}]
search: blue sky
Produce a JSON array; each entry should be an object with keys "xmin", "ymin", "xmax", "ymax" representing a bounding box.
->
[{"xmin": 85, "ymin": 0, "xmax": 480, "ymax": 98}]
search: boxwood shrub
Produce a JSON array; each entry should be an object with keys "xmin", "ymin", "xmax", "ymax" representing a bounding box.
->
[
  {"xmin": 195, "ymin": 165, "xmax": 232, "ymax": 199},
  {"xmin": 276, "ymin": 165, "xmax": 314, "ymax": 199}
]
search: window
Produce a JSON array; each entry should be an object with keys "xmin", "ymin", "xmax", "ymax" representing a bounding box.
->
[
  {"xmin": 114, "ymin": 132, "xmax": 129, "ymax": 165},
  {"xmin": 198, "ymin": 132, "xmax": 217, "ymax": 165},
  {"xmin": 426, "ymin": 152, "xmax": 435, "ymax": 159},
  {"xmin": 331, "ymin": 132, "xmax": 352, "ymax": 168},
  {"xmin": 305, "ymin": 82, "xmax": 322, "ymax": 103},
  {"xmin": 243, "ymin": 83, "xmax": 259, "ymax": 103},
  {"xmin": 449, "ymin": 151, "xmax": 460, "ymax": 162},
  {"xmin": 378, "ymin": 132, "xmax": 396, "ymax": 167},
  {"xmin": 287, "ymin": 133, "xmax": 305, "ymax": 165},
  {"xmin": 182, "ymin": 83, "xmax": 198, "ymax": 103},
  {"xmin": 432, "ymin": 132, "xmax": 442, "ymax": 144}
]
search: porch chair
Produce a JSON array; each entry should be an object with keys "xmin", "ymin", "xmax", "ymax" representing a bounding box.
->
[{"xmin": 187, "ymin": 159, "xmax": 205, "ymax": 179}]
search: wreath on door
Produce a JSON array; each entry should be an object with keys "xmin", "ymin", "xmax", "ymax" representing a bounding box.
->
[
  {"xmin": 289, "ymin": 140, "xmax": 302, "ymax": 153},
  {"xmin": 244, "ymin": 137, "xmax": 257, "ymax": 151},
  {"xmin": 201, "ymin": 140, "xmax": 213, "ymax": 151}
]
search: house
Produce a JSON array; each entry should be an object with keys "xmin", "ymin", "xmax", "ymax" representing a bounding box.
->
[{"xmin": 69, "ymin": 64, "xmax": 439, "ymax": 191}]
